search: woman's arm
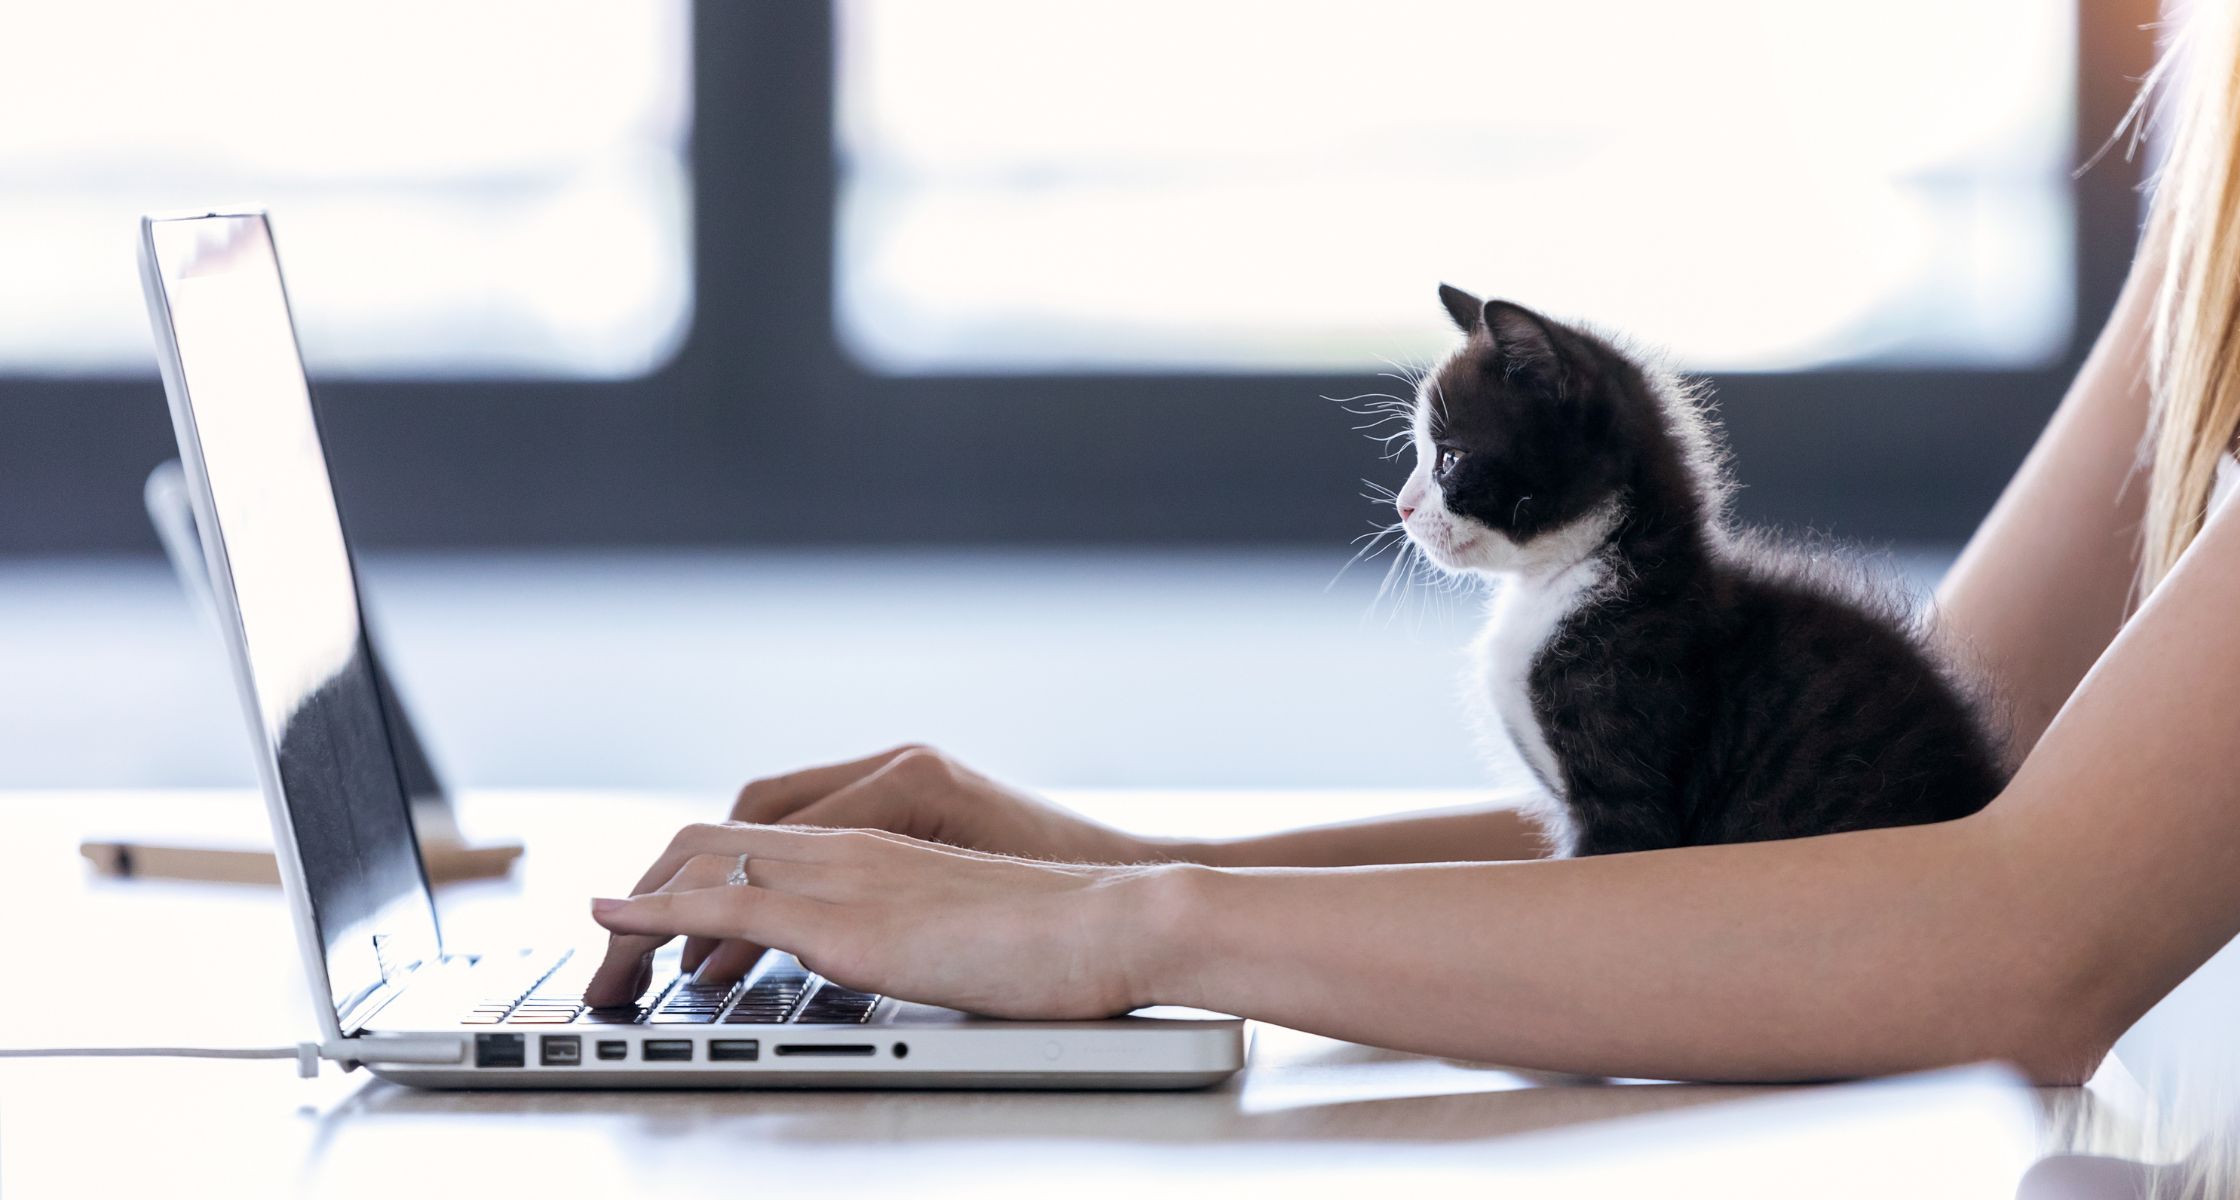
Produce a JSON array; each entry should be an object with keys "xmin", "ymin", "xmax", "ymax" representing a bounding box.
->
[
  {"xmin": 591, "ymin": 507, "xmax": 2240, "ymax": 1080},
  {"xmin": 1935, "ymin": 218, "xmax": 2163, "ymax": 762},
  {"xmin": 722, "ymin": 744, "xmax": 1551, "ymax": 868},
  {"xmin": 1156, "ymin": 802, "xmax": 1551, "ymax": 867}
]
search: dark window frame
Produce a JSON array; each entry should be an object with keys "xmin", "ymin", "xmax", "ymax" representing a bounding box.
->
[{"xmin": 0, "ymin": 2, "xmax": 2155, "ymax": 554}]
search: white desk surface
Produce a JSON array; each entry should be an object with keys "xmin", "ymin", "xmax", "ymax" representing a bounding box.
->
[{"xmin": 0, "ymin": 789, "xmax": 2200, "ymax": 1197}]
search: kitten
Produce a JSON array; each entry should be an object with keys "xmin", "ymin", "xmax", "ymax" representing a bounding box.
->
[{"xmin": 1394, "ymin": 285, "xmax": 2007, "ymax": 856}]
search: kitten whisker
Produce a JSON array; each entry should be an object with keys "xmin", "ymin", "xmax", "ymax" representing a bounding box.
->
[
  {"xmin": 1373, "ymin": 353, "xmax": 1429, "ymax": 388},
  {"xmin": 1372, "ymin": 431, "xmax": 1413, "ymax": 461},
  {"xmin": 1366, "ymin": 535, "xmax": 1415, "ymax": 622},
  {"xmin": 1328, "ymin": 522, "xmax": 1407, "ymax": 592}
]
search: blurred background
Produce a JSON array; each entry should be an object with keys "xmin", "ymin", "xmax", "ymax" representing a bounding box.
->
[{"xmin": 0, "ymin": 1, "xmax": 2156, "ymax": 793}]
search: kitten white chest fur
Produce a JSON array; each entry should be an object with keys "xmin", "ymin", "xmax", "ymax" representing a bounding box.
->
[{"xmin": 1467, "ymin": 553, "xmax": 1608, "ymax": 858}]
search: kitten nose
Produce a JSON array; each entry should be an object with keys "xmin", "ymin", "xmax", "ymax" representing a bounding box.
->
[{"xmin": 1396, "ymin": 501, "xmax": 1417, "ymax": 521}]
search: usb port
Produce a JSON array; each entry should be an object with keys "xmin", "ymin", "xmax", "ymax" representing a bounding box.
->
[
  {"xmin": 540, "ymin": 1036, "xmax": 581, "ymax": 1066},
  {"xmin": 642, "ymin": 1039, "xmax": 694, "ymax": 1062},
  {"xmin": 596, "ymin": 1040, "xmax": 628, "ymax": 1061},
  {"xmin": 709, "ymin": 1039, "xmax": 759, "ymax": 1062},
  {"xmin": 474, "ymin": 1033, "xmax": 526, "ymax": 1068}
]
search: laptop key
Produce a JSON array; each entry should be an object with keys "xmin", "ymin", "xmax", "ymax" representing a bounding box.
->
[
  {"xmin": 792, "ymin": 984, "xmax": 881, "ymax": 1024},
  {"xmin": 792, "ymin": 1011, "xmax": 872, "ymax": 1025}
]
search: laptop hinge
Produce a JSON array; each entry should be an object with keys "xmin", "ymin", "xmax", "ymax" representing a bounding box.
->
[{"xmin": 336, "ymin": 957, "xmax": 444, "ymax": 1035}]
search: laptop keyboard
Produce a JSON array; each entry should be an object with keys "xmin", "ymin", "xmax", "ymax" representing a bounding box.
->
[{"xmin": 458, "ymin": 950, "xmax": 881, "ymax": 1027}]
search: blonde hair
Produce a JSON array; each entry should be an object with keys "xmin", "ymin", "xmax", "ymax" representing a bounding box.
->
[{"xmin": 2143, "ymin": 0, "xmax": 2240, "ymax": 592}]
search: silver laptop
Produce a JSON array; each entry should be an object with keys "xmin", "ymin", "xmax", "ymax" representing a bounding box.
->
[{"xmin": 137, "ymin": 208, "xmax": 1247, "ymax": 1089}]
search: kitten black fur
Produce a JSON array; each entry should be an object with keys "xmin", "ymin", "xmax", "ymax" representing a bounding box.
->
[{"xmin": 1415, "ymin": 285, "xmax": 2007, "ymax": 855}]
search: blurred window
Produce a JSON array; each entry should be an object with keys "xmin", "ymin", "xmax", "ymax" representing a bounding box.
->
[
  {"xmin": 0, "ymin": 1, "xmax": 691, "ymax": 378},
  {"xmin": 835, "ymin": 0, "xmax": 2075, "ymax": 374}
]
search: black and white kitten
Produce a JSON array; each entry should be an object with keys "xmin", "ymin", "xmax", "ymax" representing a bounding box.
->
[{"xmin": 1395, "ymin": 285, "xmax": 2007, "ymax": 857}]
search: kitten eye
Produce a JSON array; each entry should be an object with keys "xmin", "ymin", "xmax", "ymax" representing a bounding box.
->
[{"xmin": 1435, "ymin": 447, "xmax": 1463, "ymax": 477}]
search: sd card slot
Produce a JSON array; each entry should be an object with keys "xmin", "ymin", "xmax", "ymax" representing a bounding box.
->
[{"xmin": 772, "ymin": 1044, "xmax": 876, "ymax": 1057}]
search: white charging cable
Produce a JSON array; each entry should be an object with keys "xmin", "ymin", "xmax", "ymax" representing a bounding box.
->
[{"xmin": 0, "ymin": 1037, "xmax": 464, "ymax": 1078}]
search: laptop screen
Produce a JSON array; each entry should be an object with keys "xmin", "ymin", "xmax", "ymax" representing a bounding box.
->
[{"xmin": 142, "ymin": 213, "xmax": 441, "ymax": 1026}]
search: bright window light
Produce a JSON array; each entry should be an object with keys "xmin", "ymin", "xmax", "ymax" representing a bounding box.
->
[
  {"xmin": 0, "ymin": 1, "xmax": 692, "ymax": 378},
  {"xmin": 836, "ymin": 0, "xmax": 2075, "ymax": 374}
]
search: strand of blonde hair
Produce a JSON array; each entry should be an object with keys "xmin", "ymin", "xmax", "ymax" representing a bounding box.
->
[{"xmin": 2144, "ymin": 0, "xmax": 2240, "ymax": 591}]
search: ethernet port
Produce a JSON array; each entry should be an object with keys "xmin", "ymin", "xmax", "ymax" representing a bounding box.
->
[{"xmin": 474, "ymin": 1033, "xmax": 526, "ymax": 1068}]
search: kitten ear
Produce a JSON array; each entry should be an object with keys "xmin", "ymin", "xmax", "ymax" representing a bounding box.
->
[
  {"xmin": 1483, "ymin": 300, "xmax": 1583, "ymax": 400},
  {"xmin": 1480, "ymin": 300, "xmax": 1562, "ymax": 365},
  {"xmin": 1437, "ymin": 283, "xmax": 1484, "ymax": 334}
]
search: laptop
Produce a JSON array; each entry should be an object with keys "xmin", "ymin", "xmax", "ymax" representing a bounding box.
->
[
  {"xmin": 136, "ymin": 208, "xmax": 1247, "ymax": 1088},
  {"xmin": 144, "ymin": 455, "xmax": 473, "ymax": 856},
  {"xmin": 145, "ymin": 456, "xmax": 447, "ymax": 813}
]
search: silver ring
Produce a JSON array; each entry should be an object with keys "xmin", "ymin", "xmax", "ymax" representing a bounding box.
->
[{"xmin": 725, "ymin": 853, "xmax": 751, "ymax": 888}]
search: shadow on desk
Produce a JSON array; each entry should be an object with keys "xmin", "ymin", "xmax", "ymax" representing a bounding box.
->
[{"xmin": 289, "ymin": 1057, "xmax": 2071, "ymax": 1196}]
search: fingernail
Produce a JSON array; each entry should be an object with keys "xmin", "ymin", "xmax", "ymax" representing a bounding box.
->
[{"xmin": 591, "ymin": 897, "xmax": 627, "ymax": 916}]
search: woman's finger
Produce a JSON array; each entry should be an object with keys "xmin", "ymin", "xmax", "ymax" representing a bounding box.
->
[
  {"xmin": 585, "ymin": 923, "xmax": 669, "ymax": 1008},
  {"xmin": 593, "ymin": 884, "xmax": 836, "ymax": 949},
  {"xmin": 783, "ymin": 802, "xmax": 1033, "ymax": 867},
  {"xmin": 616, "ymin": 827, "xmax": 886, "ymax": 980},
  {"xmin": 679, "ymin": 859, "xmax": 749, "ymax": 970},
  {"xmin": 690, "ymin": 937, "xmax": 766, "ymax": 986},
  {"xmin": 730, "ymin": 856, "xmax": 863, "ymax": 902},
  {"xmin": 729, "ymin": 744, "xmax": 930, "ymax": 824},
  {"xmin": 781, "ymin": 768, "xmax": 915, "ymax": 834},
  {"xmin": 683, "ymin": 859, "xmax": 864, "ymax": 983},
  {"xmin": 624, "ymin": 820, "xmax": 855, "ymax": 899},
  {"xmin": 586, "ymin": 852, "xmax": 742, "ymax": 1005},
  {"xmin": 681, "ymin": 935, "xmax": 719, "ymax": 974}
]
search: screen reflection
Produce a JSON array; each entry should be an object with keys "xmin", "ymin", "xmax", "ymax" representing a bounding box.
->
[{"xmin": 148, "ymin": 214, "xmax": 440, "ymax": 1022}]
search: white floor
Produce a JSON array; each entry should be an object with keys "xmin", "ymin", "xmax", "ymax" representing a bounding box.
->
[{"xmin": 0, "ymin": 548, "xmax": 1952, "ymax": 794}]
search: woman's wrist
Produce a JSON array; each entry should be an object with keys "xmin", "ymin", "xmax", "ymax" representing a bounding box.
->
[
  {"xmin": 1105, "ymin": 860, "xmax": 1226, "ymax": 1010},
  {"xmin": 1128, "ymin": 834, "xmax": 1228, "ymax": 866}
]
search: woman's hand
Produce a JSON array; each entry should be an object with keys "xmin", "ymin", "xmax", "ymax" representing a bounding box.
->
[
  {"xmin": 621, "ymin": 746, "xmax": 1170, "ymax": 989},
  {"xmin": 727, "ymin": 744, "xmax": 1159, "ymax": 864},
  {"xmin": 581, "ymin": 823, "xmax": 1186, "ymax": 1017}
]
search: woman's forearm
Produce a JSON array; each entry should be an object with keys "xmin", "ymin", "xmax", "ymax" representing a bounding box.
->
[
  {"xmin": 1128, "ymin": 813, "xmax": 2096, "ymax": 1083},
  {"xmin": 1151, "ymin": 799, "xmax": 1552, "ymax": 868},
  {"xmin": 1933, "ymin": 215, "xmax": 2159, "ymax": 761}
]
